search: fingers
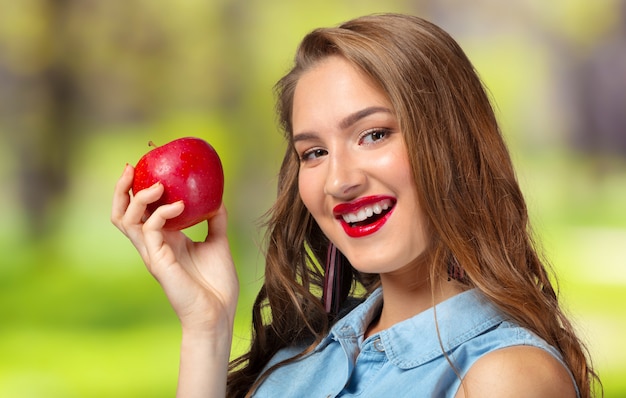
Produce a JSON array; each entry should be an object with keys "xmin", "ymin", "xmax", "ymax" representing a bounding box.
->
[
  {"xmin": 142, "ymin": 200, "xmax": 185, "ymax": 272},
  {"xmin": 111, "ymin": 164, "xmax": 134, "ymax": 227},
  {"xmin": 125, "ymin": 182, "xmax": 164, "ymax": 227},
  {"xmin": 143, "ymin": 200, "xmax": 185, "ymax": 232},
  {"xmin": 111, "ymin": 164, "xmax": 168, "ymax": 259},
  {"xmin": 111, "ymin": 164, "xmax": 164, "ymax": 229}
]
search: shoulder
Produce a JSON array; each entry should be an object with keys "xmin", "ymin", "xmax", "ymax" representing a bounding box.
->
[{"xmin": 455, "ymin": 345, "xmax": 577, "ymax": 398}]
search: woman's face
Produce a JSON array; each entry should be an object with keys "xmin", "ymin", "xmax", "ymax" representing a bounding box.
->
[{"xmin": 292, "ymin": 56, "xmax": 429, "ymax": 276}]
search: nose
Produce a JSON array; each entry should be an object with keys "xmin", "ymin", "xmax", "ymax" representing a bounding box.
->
[{"xmin": 323, "ymin": 152, "xmax": 366, "ymax": 199}]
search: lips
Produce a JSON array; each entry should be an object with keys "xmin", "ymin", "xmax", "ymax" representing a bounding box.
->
[{"xmin": 333, "ymin": 195, "xmax": 396, "ymax": 238}]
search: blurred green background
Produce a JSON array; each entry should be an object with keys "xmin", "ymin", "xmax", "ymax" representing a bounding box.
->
[{"xmin": 1, "ymin": 0, "xmax": 624, "ymax": 396}]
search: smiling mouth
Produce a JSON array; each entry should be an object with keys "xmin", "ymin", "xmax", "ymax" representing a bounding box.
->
[{"xmin": 341, "ymin": 198, "xmax": 394, "ymax": 227}]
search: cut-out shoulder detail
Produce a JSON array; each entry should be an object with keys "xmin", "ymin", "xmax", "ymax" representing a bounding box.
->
[{"xmin": 455, "ymin": 346, "xmax": 577, "ymax": 398}]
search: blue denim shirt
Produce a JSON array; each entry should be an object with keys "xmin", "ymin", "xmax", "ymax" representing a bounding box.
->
[{"xmin": 252, "ymin": 287, "xmax": 578, "ymax": 397}]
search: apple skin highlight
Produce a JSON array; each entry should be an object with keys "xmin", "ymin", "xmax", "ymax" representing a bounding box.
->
[{"xmin": 132, "ymin": 137, "xmax": 224, "ymax": 230}]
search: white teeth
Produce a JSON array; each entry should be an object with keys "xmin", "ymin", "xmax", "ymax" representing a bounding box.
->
[
  {"xmin": 341, "ymin": 199, "xmax": 393, "ymax": 224},
  {"xmin": 357, "ymin": 209, "xmax": 366, "ymax": 221}
]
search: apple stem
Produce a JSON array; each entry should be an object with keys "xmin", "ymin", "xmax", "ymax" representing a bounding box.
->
[{"xmin": 148, "ymin": 141, "xmax": 157, "ymax": 148}]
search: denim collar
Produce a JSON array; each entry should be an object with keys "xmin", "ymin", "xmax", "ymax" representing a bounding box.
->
[{"xmin": 317, "ymin": 287, "xmax": 506, "ymax": 370}]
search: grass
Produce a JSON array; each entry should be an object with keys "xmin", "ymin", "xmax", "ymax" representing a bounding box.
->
[
  {"xmin": 0, "ymin": 248, "xmax": 257, "ymax": 398},
  {"xmin": 0, "ymin": 326, "xmax": 179, "ymax": 398}
]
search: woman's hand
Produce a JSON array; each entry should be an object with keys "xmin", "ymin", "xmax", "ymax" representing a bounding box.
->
[
  {"xmin": 111, "ymin": 164, "xmax": 239, "ymax": 334},
  {"xmin": 112, "ymin": 164, "xmax": 239, "ymax": 397}
]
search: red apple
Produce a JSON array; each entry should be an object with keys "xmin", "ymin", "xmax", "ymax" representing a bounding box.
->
[{"xmin": 132, "ymin": 137, "xmax": 224, "ymax": 230}]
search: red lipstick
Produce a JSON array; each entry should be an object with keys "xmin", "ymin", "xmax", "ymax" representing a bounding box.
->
[{"xmin": 333, "ymin": 195, "xmax": 396, "ymax": 238}]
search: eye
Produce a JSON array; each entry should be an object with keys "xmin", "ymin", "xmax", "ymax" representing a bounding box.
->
[
  {"xmin": 359, "ymin": 128, "xmax": 390, "ymax": 145},
  {"xmin": 300, "ymin": 148, "xmax": 328, "ymax": 162}
]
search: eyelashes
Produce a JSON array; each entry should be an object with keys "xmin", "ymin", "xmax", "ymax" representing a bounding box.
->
[
  {"xmin": 299, "ymin": 148, "xmax": 328, "ymax": 162},
  {"xmin": 359, "ymin": 128, "xmax": 390, "ymax": 145},
  {"xmin": 297, "ymin": 128, "xmax": 393, "ymax": 163}
]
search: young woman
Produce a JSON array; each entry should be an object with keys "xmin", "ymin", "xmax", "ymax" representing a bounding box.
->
[{"xmin": 112, "ymin": 13, "xmax": 600, "ymax": 398}]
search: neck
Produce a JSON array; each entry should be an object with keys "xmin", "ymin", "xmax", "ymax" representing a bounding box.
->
[{"xmin": 365, "ymin": 264, "xmax": 464, "ymax": 338}]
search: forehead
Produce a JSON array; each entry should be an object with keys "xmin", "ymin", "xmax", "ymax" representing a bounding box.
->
[{"xmin": 292, "ymin": 56, "xmax": 392, "ymax": 132}]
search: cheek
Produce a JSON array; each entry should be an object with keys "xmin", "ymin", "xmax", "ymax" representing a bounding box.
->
[
  {"xmin": 298, "ymin": 171, "xmax": 319, "ymax": 214},
  {"xmin": 375, "ymin": 148, "xmax": 413, "ymax": 186},
  {"xmin": 394, "ymin": 146, "xmax": 415, "ymax": 187}
]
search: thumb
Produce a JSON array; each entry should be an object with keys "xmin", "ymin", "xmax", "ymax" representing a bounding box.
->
[{"xmin": 205, "ymin": 203, "xmax": 228, "ymax": 242}]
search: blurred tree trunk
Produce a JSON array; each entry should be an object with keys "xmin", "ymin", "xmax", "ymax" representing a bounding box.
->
[
  {"xmin": 574, "ymin": 4, "xmax": 626, "ymax": 161},
  {"xmin": 0, "ymin": 0, "xmax": 77, "ymax": 239}
]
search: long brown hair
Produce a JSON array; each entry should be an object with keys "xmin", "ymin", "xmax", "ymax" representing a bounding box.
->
[{"xmin": 227, "ymin": 13, "xmax": 600, "ymax": 397}]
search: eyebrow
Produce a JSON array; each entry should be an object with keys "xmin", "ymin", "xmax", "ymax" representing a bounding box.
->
[
  {"xmin": 292, "ymin": 106, "xmax": 393, "ymax": 143},
  {"xmin": 339, "ymin": 106, "xmax": 392, "ymax": 130}
]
